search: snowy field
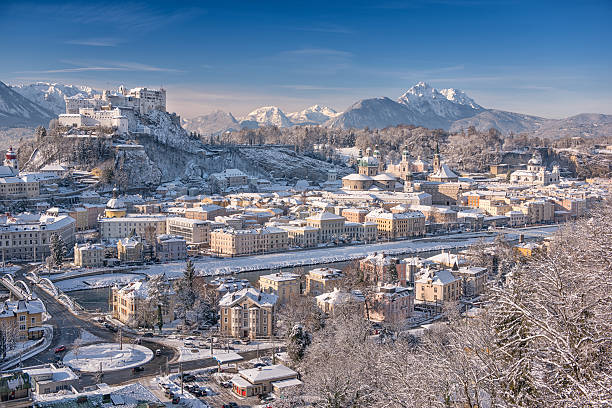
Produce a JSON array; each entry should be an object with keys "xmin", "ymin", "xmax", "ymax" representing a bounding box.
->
[
  {"xmin": 55, "ymin": 272, "xmax": 145, "ymax": 292},
  {"xmin": 63, "ymin": 342, "xmax": 153, "ymax": 372}
]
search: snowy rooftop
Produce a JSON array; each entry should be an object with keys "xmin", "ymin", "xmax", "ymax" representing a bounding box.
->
[
  {"xmin": 260, "ymin": 272, "xmax": 300, "ymax": 282},
  {"xmin": 219, "ymin": 287, "xmax": 278, "ymax": 307},
  {"xmin": 239, "ymin": 364, "xmax": 297, "ymax": 384}
]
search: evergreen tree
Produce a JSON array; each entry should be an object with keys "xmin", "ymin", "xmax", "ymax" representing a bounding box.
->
[
  {"xmin": 49, "ymin": 233, "xmax": 65, "ymax": 268},
  {"xmin": 287, "ymin": 324, "xmax": 311, "ymax": 363}
]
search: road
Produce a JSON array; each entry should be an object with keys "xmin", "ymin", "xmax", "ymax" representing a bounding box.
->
[{"xmin": 14, "ymin": 265, "xmax": 278, "ymax": 391}]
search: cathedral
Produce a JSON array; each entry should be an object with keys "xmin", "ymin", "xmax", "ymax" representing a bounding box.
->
[
  {"xmin": 510, "ymin": 151, "xmax": 560, "ymax": 185},
  {"xmin": 341, "ymin": 146, "xmax": 401, "ymax": 191}
]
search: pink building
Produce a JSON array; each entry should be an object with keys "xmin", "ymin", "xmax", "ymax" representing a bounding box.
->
[{"xmin": 368, "ymin": 284, "xmax": 414, "ymax": 324}]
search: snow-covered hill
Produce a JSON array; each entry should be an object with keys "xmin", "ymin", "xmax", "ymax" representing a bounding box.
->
[
  {"xmin": 287, "ymin": 105, "xmax": 339, "ymax": 125},
  {"xmin": 182, "ymin": 110, "xmax": 241, "ymax": 136},
  {"xmin": 0, "ymin": 81, "xmax": 54, "ymax": 128},
  {"xmin": 242, "ymin": 106, "xmax": 293, "ymax": 128},
  {"xmin": 397, "ymin": 82, "xmax": 484, "ymax": 121},
  {"xmin": 11, "ymin": 82, "xmax": 98, "ymax": 115}
]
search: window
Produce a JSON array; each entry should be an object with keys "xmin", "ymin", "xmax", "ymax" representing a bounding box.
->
[{"xmin": 19, "ymin": 315, "xmax": 26, "ymax": 321}]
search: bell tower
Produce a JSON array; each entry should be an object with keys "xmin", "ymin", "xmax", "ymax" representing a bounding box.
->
[{"xmin": 4, "ymin": 146, "xmax": 18, "ymax": 174}]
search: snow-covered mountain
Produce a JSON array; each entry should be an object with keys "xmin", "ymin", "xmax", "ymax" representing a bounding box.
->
[
  {"xmin": 11, "ymin": 82, "xmax": 98, "ymax": 115},
  {"xmin": 287, "ymin": 105, "xmax": 339, "ymax": 125},
  {"xmin": 0, "ymin": 81, "xmax": 55, "ymax": 128},
  {"xmin": 242, "ymin": 106, "xmax": 293, "ymax": 128},
  {"xmin": 397, "ymin": 82, "xmax": 484, "ymax": 120},
  {"xmin": 328, "ymin": 82, "xmax": 484, "ymax": 130},
  {"xmin": 182, "ymin": 110, "xmax": 241, "ymax": 136}
]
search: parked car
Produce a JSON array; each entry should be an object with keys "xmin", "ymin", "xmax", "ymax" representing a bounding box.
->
[
  {"xmin": 253, "ymin": 362, "xmax": 266, "ymax": 368},
  {"xmin": 171, "ymin": 396, "xmax": 180, "ymax": 404},
  {"xmin": 143, "ymin": 332, "xmax": 154, "ymax": 338},
  {"xmin": 181, "ymin": 373, "xmax": 196, "ymax": 382},
  {"xmin": 260, "ymin": 395, "xmax": 275, "ymax": 403},
  {"xmin": 132, "ymin": 366, "xmax": 145, "ymax": 373},
  {"xmin": 220, "ymin": 381, "xmax": 232, "ymax": 388},
  {"xmin": 54, "ymin": 345, "xmax": 66, "ymax": 353},
  {"xmin": 164, "ymin": 390, "xmax": 174, "ymax": 399}
]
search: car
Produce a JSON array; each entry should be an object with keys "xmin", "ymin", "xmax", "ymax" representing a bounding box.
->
[
  {"xmin": 132, "ymin": 366, "xmax": 145, "ymax": 373},
  {"xmin": 143, "ymin": 332, "xmax": 154, "ymax": 338},
  {"xmin": 253, "ymin": 362, "xmax": 266, "ymax": 368},
  {"xmin": 164, "ymin": 391, "xmax": 174, "ymax": 399},
  {"xmin": 220, "ymin": 381, "xmax": 232, "ymax": 388},
  {"xmin": 184, "ymin": 341, "xmax": 194, "ymax": 347},
  {"xmin": 260, "ymin": 395, "xmax": 275, "ymax": 403},
  {"xmin": 191, "ymin": 389, "xmax": 203, "ymax": 397},
  {"xmin": 54, "ymin": 345, "xmax": 66, "ymax": 353},
  {"xmin": 155, "ymin": 349, "xmax": 162, "ymax": 356},
  {"xmin": 227, "ymin": 402, "xmax": 239, "ymax": 408},
  {"xmin": 181, "ymin": 373, "xmax": 196, "ymax": 382},
  {"xmin": 171, "ymin": 396, "xmax": 180, "ymax": 404}
]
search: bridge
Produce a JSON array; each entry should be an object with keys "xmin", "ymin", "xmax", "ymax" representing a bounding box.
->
[{"xmin": 0, "ymin": 275, "xmax": 33, "ymax": 300}]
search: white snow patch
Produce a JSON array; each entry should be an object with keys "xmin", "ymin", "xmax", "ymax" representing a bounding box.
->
[{"xmin": 63, "ymin": 342, "xmax": 153, "ymax": 372}]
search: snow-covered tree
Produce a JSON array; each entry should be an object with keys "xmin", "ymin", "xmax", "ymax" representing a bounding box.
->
[
  {"xmin": 49, "ymin": 233, "xmax": 66, "ymax": 268},
  {"xmin": 287, "ymin": 324, "xmax": 311, "ymax": 363}
]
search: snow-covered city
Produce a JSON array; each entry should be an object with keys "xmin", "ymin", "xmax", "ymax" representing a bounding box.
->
[{"xmin": 0, "ymin": 1, "xmax": 611, "ymax": 408}]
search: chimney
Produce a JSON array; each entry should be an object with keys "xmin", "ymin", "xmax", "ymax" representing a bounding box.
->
[{"xmin": 519, "ymin": 234, "xmax": 524, "ymax": 243}]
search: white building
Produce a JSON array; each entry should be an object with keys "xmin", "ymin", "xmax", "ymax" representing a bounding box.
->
[
  {"xmin": 74, "ymin": 242, "xmax": 105, "ymax": 267},
  {"xmin": 0, "ymin": 214, "xmax": 75, "ymax": 261},
  {"xmin": 59, "ymin": 107, "xmax": 128, "ymax": 134},
  {"xmin": 510, "ymin": 152, "xmax": 560, "ymax": 185}
]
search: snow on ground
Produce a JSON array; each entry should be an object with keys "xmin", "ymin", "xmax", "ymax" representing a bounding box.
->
[
  {"xmin": 63, "ymin": 342, "xmax": 153, "ymax": 372},
  {"xmin": 0, "ymin": 265, "xmax": 21, "ymax": 275},
  {"xmin": 3, "ymin": 339, "xmax": 38, "ymax": 361},
  {"xmin": 135, "ymin": 226, "xmax": 557, "ymax": 278},
  {"xmin": 55, "ymin": 272, "xmax": 145, "ymax": 292},
  {"xmin": 75, "ymin": 329, "xmax": 104, "ymax": 345}
]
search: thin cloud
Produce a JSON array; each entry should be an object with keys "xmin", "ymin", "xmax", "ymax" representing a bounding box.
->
[
  {"xmin": 281, "ymin": 48, "xmax": 353, "ymax": 58},
  {"xmin": 290, "ymin": 24, "xmax": 354, "ymax": 34},
  {"xmin": 17, "ymin": 61, "xmax": 183, "ymax": 74},
  {"xmin": 65, "ymin": 38, "xmax": 122, "ymax": 47}
]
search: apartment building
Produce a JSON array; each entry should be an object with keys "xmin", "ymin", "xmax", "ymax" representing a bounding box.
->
[
  {"xmin": 111, "ymin": 278, "xmax": 175, "ymax": 327},
  {"xmin": 306, "ymin": 212, "xmax": 346, "ymax": 242},
  {"xmin": 258, "ymin": 272, "xmax": 300, "ymax": 304},
  {"xmin": 279, "ymin": 225, "xmax": 319, "ymax": 248},
  {"xmin": 369, "ymin": 284, "xmax": 414, "ymax": 324},
  {"xmin": 0, "ymin": 299, "xmax": 45, "ymax": 340},
  {"xmin": 99, "ymin": 215, "xmax": 166, "ymax": 240},
  {"xmin": 155, "ymin": 234, "xmax": 187, "ymax": 262},
  {"xmin": 316, "ymin": 288, "xmax": 365, "ymax": 315},
  {"xmin": 366, "ymin": 211, "xmax": 426, "ymax": 239},
  {"xmin": 219, "ymin": 288, "xmax": 277, "ymax": 339},
  {"xmin": 73, "ymin": 242, "xmax": 105, "ymax": 267},
  {"xmin": 305, "ymin": 267, "xmax": 343, "ymax": 296},
  {"xmin": 117, "ymin": 236, "xmax": 143, "ymax": 262},
  {"xmin": 210, "ymin": 227, "xmax": 288, "ymax": 257},
  {"xmin": 0, "ymin": 214, "xmax": 75, "ymax": 261},
  {"xmin": 166, "ymin": 217, "xmax": 211, "ymax": 246},
  {"xmin": 450, "ymin": 266, "xmax": 488, "ymax": 298},
  {"xmin": 185, "ymin": 204, "xmax": 226, "ymax": 221},
  {"xmin": 415, "ymin": 269, "xmax": 461, "ymax": 303},
  {"xmin": 342, "ymin": 208, "xmax": 369, "ymax": 223}
]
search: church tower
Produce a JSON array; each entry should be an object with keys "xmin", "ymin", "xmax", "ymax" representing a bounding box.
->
[
  {"xmin": 432, "ymin": 142, "xmax": 441, "ymax": 173},
  {"xmin": 4, "ymin": 147, "xmax": 18, "ymax": 174}
]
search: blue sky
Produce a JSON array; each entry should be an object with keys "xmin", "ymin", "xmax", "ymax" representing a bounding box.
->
[{"xmin": 1, "ymin": 0, "xmax": 611, "ymax": 118}]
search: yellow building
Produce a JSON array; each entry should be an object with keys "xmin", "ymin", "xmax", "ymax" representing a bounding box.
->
[
  {"xmin": 0, "ymin": 299, "xmax": 45, "ymax": 340},
  {"xmin": 105, "ymin": 188, "xmax": 127, "ymax": 218},
  {"xmin": 210, "ymin": 227, "xmax": 288, "ymax": 257},
  {"xmin": 117, "ymin": 236, "xmax": 143, "ymax": 262},
  {"xmin": 415, "ymin": 269, "xmax": 461, "ymax": 303},
  {"xmin": 305, "ymin": 212, "xmax": 346, "ymax": 242},
  {"xmin": 366, "ymin": 211, "xmax": 426, "ymax": 239},
  {"xmin": 219, "ymin": 288, "xmax": 277, "ymax": 339},
  {"xmin": 111, "ymin": 278, "xmax": 175, "ymax": 327},
  {"xmin": 305, "ymin": 267, "xmax": 343, "ymax": 296},
  {"xmin": 73, "ymin": 243, "xmax": 105, "ymax": 267},
  {"xmin": 258, "ymin": 272, "xmax": 300, "ymax": 304}
]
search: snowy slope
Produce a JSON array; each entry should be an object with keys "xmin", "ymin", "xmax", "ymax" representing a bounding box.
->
[
  {"xmin": 287, "ymin": 105, "xmax": 339, "ymax": 125},
  {"xmin": 182, "ymin": 110, "xmax": 241, "ymax": 135},
  {"xmin": 242, "ymin": 106, "xmax": 293, "ymax": 127},
  {"xmin": 0, "ymin": 81, "xmax": 54, "ymax": 128},
  {"xmin": 449, "ymin": 109, "xmax": 546, "ymax": 134},
  {"xmin": 12, "ymin": 82, "xmax": 98, "ymax": 115}
]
